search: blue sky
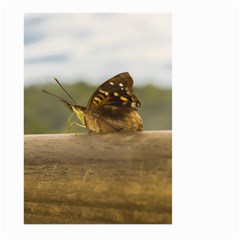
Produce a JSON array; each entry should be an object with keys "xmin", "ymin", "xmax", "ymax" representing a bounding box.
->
[{"xmin": 24, "ymin": 13, "xmax": 171, "ymax": 88}]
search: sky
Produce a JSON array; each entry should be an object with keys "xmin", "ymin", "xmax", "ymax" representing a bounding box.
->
[{"xmin": 24, "ymin": 13, "xmax": 171, "ymax": 88}]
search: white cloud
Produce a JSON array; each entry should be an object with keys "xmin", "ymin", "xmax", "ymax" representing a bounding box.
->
[{"xmin": 24, "ymin": 13, "xmax": 172, "ymax": 87}]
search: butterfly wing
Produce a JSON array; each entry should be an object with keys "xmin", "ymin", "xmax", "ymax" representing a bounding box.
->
[{"xmin": 86, "ymin": 72, "xmax": 141, "ymax": 114}]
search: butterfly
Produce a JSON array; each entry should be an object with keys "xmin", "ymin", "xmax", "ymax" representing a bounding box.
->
[{"xmin": 43, "ymin": 72, "xmax": 143, "ymax": 133}]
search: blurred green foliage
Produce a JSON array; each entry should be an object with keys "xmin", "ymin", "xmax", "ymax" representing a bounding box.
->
[{"xmin": 24, "ymin": 82, "xmax": 172, "ymax": 134}]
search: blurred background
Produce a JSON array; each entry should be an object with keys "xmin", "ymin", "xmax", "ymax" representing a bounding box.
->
[{"xmin": 24, "ymin": 13, "xmax": 172, "ymax": 134}]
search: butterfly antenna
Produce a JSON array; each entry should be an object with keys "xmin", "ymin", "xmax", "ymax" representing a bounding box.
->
[
  {"xmin": 53, "ymin": 77, "xmax": 77, "ymax": 104},
  {"xmin": 42, "ymin": 89, "xmax": 73, "ymax": 104}
]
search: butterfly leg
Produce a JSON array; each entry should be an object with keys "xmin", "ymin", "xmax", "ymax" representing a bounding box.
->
[
  {"xmin": 65, "ymin": 121, "xmax": 86, "ymax": 133},
  {"xmin": 88, "ymin": 129, "xmax": 93, "ymax": 134},
  {"xmin": 65, "ymin": 113, "xmax": 74, "ymax": 133},
  {"xmin": 65, "ymin": 112, "xmax": 86, "ymax": 132},
  {"xmin": 73, "ymin": 121, "xmax": 86, "ymax": 128}
]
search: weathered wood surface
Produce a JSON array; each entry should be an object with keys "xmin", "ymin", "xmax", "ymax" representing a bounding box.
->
[{"xmin": 24, "ymin": 131, "xmax": 172, "ymax": 224}]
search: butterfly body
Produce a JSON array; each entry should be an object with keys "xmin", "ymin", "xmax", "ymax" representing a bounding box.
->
[{"xmin": 43, "ymin": 72, "xmax": 143, "ymax": 133}]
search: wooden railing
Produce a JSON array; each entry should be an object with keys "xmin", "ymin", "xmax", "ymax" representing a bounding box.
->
[{"xmin": 24, "ymin": 131, "xmax": 172, "ymax": 224}]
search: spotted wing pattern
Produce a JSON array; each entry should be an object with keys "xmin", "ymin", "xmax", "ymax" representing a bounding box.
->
[{"xmin": 86, "ymin": 72, "xmax": 141, "ymax": 114}]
